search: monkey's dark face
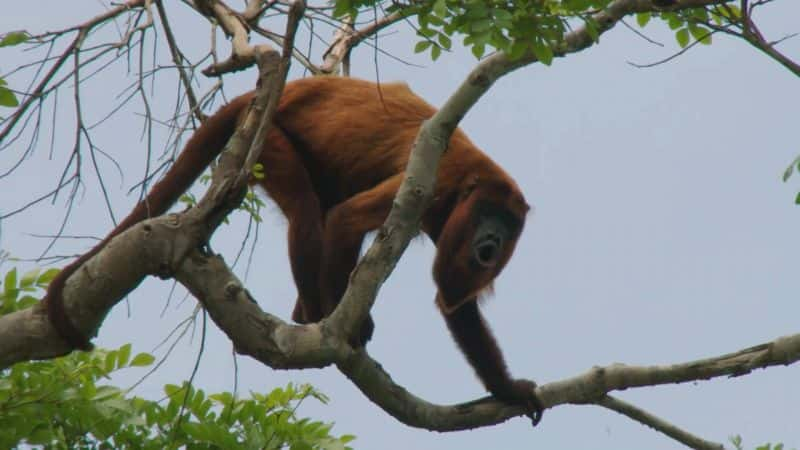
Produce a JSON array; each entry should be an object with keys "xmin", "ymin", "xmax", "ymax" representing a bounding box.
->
[
  {"xmin": 433, "ymin": 189, "xmax": 526, "ymax": 314},
  {"xmin": 470, "ymin": 202, "xmax": 521, "ymax": 270}
]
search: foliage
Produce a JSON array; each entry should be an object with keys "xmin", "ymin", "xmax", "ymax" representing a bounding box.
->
[
  {"xmin": 731, "ymin": 435, "xmax": 792, "ymax": 450},
  {"xmin": 781, "ymin": 154, "xmax": 800, "ymax": 204},
  {"xmin": 0, "ymin": 266, "xmax": 353, "ymax": 449},
  {"xmin": 335, "ymin": 0, "xmax": 747, "ymax": 63},
  {"xmin": 0, "ymin": 345, "xmax": 353, "ymax": 449},
  {"xmin": 402, "ymin": 0, "xmax": 591, "ymax": 62},
  {"xmin": 635, "ymin": 5, "xmax": 723, "ymax": 48},
  {"xmin": 0, "ymin": 31, "xmax": 28, "ymax": 107},
  {"xmin": 178, "ymin": 167, "xmax": 266, "ymax": 224},
  {"xmin": 0, "ymin": 266, "xmax": 60, "ymax": 315}
]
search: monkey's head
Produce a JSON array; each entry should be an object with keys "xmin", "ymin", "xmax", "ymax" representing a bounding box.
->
[{"xmin": 433, "ymin": 178, "xmax": 529, "ymax": 313}]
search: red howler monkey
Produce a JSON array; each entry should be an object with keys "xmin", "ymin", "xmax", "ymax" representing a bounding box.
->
[{"xmin": 44, "ymin": 76, "xmax": 541, "ymax": 423}]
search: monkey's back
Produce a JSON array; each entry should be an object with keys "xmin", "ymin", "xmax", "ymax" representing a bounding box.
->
[{"xmin": 273, "ymin": 77, "xmax": 498, "ymax": 205}]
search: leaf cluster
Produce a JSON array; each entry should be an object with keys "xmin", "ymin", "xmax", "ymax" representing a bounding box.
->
[
  {"xmin": 0, "ymin": 267, "xmax": 60, "ymax": 315},
  {"xmin": 332, "ymin": 0, "xmax": 617, "ymax": 63},
  {"xmin": 636, "ymin": 5, "xmax": 745, "ymax": 49},
  {"xmin": 1, "ymin": 345, "xmax": 352, "ymax": 449},
  {"xmin": 161, "ymin": 383, "xmax": 354, "ymax": 450},
  {"xmin": 730, "ymin": 435, "xmax": 792, "ymax": 450},
  {"xmin": 0, "ymin": 344, "xmax": 154, "ymax": 449},
  {"xmin": 405, "ymin": 0, "xmax": 605, "ymax": 62},
  {"xmin": 0, "ymin": 265, "xmax": 353, "ymax": 449},
  {"xmin": 178, "ymin": 167, "xmax": 265, "ymax": 225}
]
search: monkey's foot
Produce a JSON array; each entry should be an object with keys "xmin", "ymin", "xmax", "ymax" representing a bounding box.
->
[
  {"xmin": 348, "ymin": 314, "xmax": 375, "ymax": 348},
  {"xmin": 497, "ymin": 379, "xmax": 544, "ymax": 427}
]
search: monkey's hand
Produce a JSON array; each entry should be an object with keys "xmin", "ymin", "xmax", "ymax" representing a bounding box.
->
[{"xmin": 497, "ymin": 379, "xmax": 543, "ymax": 426}]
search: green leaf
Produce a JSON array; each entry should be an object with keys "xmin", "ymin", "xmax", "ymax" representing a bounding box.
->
[
  {"xmin": 532, "ymin": 40, "xmax": 554, "ymax": 65},
  {"xmin": 104, "ymin": 350, "xmax": 118, "ymax": 373},
  {"xmin": 433, "ymin": 0, "xmax": 447, "ymax": 17},
  {"xmin": 117, "ymin": 343, "xmax": 132, "ymax": 367},
  {"xmin": 471, "ymin": 30, "xmax": 491, "ymax": 46},
  {"xmin": 717, "ymin": 4, "xmax": 741, "ymax": 19},
  {"xmin": 37, "ymin": 268, "xmax": 60, "ymax": 285},
  {"xmin": 666, "ymin": 13, "xmax": 684, "ymax": 30},
  {"xmin": 0, "ymin": 31, "xmax": 28, "ymax": 47},
  {"xmin": 92, "ymin": 385, "xmax": 123, "ymax": 401},
  {"xmin": 508, "ymin": 40, "xmax": 528, "ymax": 60},
  {"xmin": 251, "ymin": 162, "xmax": 265, "ymax": 180},
  {"xmin": 464, "ymin": 2, "xmax": 488, "ymax": 19},
  {"xmin": 437, "ymin": 33, "xmax": 452, "ymax": 50},
  {"xmin": 418, "ymin": 27, "xmax": 437, "ymax": 38},
  {"xmin": 414, "ymin": 40, "xmax": 432, "ymax": 53},
  {"xmin": 471, "ymin": 19, "xmax": 492, "ymax": 33},
  {"xmin": 786, "ymin": 157, "xmax": 800, "ymax": 181},
  {"xmin": 690, "ymin": 8, "xmax": 709, "ymax": 21},
  {"xmin": 17, "ymin": 295, "xmax": 38, "ymax": 309},
  {"xmin": 636, "ymin": 12, "xmax": 651, "ymax": 27},
  {"xmin": 19, "ymin": 268, "xmax": 40, "ymax": 289},
  {"xmin": 130, "ymin": 352, "xmax": 155, "ymax": 367},
  {"xmin": 427, "ymin": 14, "xmax": 445, "ymax": 27},
  {"xmin": 471, "ymin": 43, "xmax": 485, "ymax": 59},
  {"xmin": 710, "ymin": 10, "xmax": 723, "ymax": 26},
  {"xmin": 493, "ymin": 9, "xmax": 513, "ymax": 23},
  {"xmin": 4, "ymin": 268, "xmax": 17, "ymax": 292},
  {"xmin": 675, "ymin": 28, "xmax": 690, "ymax": 48},
  {"xmin": 794, "ymin": 192, "xmax": 800, "ymax": 205},
  {"xmin": 689, "ymin": 24, "xmax": 712, "ymax": 44},
  {"xmin": 431, "ymin": 44, "xmax": 442, "ymax": 61},
  {"xmin": 0, "ymin": 86, "xmax": 19, "ymax": 107},
  {"xmin": 332, "ymin": 0, "xmax": 353, "ymax": 19}
]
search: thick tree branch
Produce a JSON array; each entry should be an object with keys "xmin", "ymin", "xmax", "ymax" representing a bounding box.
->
[
  {"xmin": 142, "ymin": 246, "xmax": 800, "ymax": 434},
  {"xmin": 0, "ymin": 1, "xmax": 305, "ymax": 368},
  {"xmin": 2, "ymin": 0, "xmax": 791, "ymax": 447}
]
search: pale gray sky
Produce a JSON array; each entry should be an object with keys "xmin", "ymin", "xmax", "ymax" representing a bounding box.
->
[{"xmin": 1, "ymin": 2, "xmax": 799, "ymax": 449}]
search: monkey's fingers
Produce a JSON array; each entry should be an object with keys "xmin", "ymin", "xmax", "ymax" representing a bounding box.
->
[{"xmin": 526, "ymin": 395, "xmax": 544, "ymax": 427}]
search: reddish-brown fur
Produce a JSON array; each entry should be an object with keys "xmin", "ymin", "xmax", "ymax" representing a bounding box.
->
[{"xmin": 45, "ymin": 77, "xmax": 541, "ymax": 421}]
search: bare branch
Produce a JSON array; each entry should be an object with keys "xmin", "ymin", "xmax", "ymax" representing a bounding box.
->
[
  {"xmin": 197, "ymin": 0, "xmax": 260, "ymax": 76},
  {"xmin": 597, "ymin": 396, "xmax": 725, "ymax": 450},
  {"xmin": 154, "ymin": 0, "xmax": 205, "ymax": 122},
  {"xmin": 0, "ymin": 0, "xmax": 149, "ymax": 145},
  {"xmin": 319, "ymin": 10, "xmax": 409, "ymax": 74}
]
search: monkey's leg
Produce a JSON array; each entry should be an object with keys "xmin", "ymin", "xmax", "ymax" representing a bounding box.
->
[
  {"xmin": 319, "ymin": 174, "xmax": 404, "ymax": 346},
  {"xmin": 256, "ymin": 126, "xmax": 325, "ymax": 324}
]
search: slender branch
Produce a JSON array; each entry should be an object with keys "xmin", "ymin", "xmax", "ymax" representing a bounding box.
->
[
  {"xmin": 597, "ymin": 396, "xmax": 724, "ymax": 450},
  {"xmin": 319, "ymin": 10, "xmax": 408, "ymax": 74},
  {"xmin": 154, "ymin": 0, "xmax": 205, "ymax": 122},
  {"xmin": 740, "ymin": 18, "xmax": 800, "ymax": 76},
  {"xmin": 0, "ymin": 0, "xmax": 148, "ymax": 145}
]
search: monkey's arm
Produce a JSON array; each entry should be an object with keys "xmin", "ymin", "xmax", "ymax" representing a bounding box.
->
[{"xmin": 441, "ymin": 299, "xmax": 542, "ymax": 424}]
